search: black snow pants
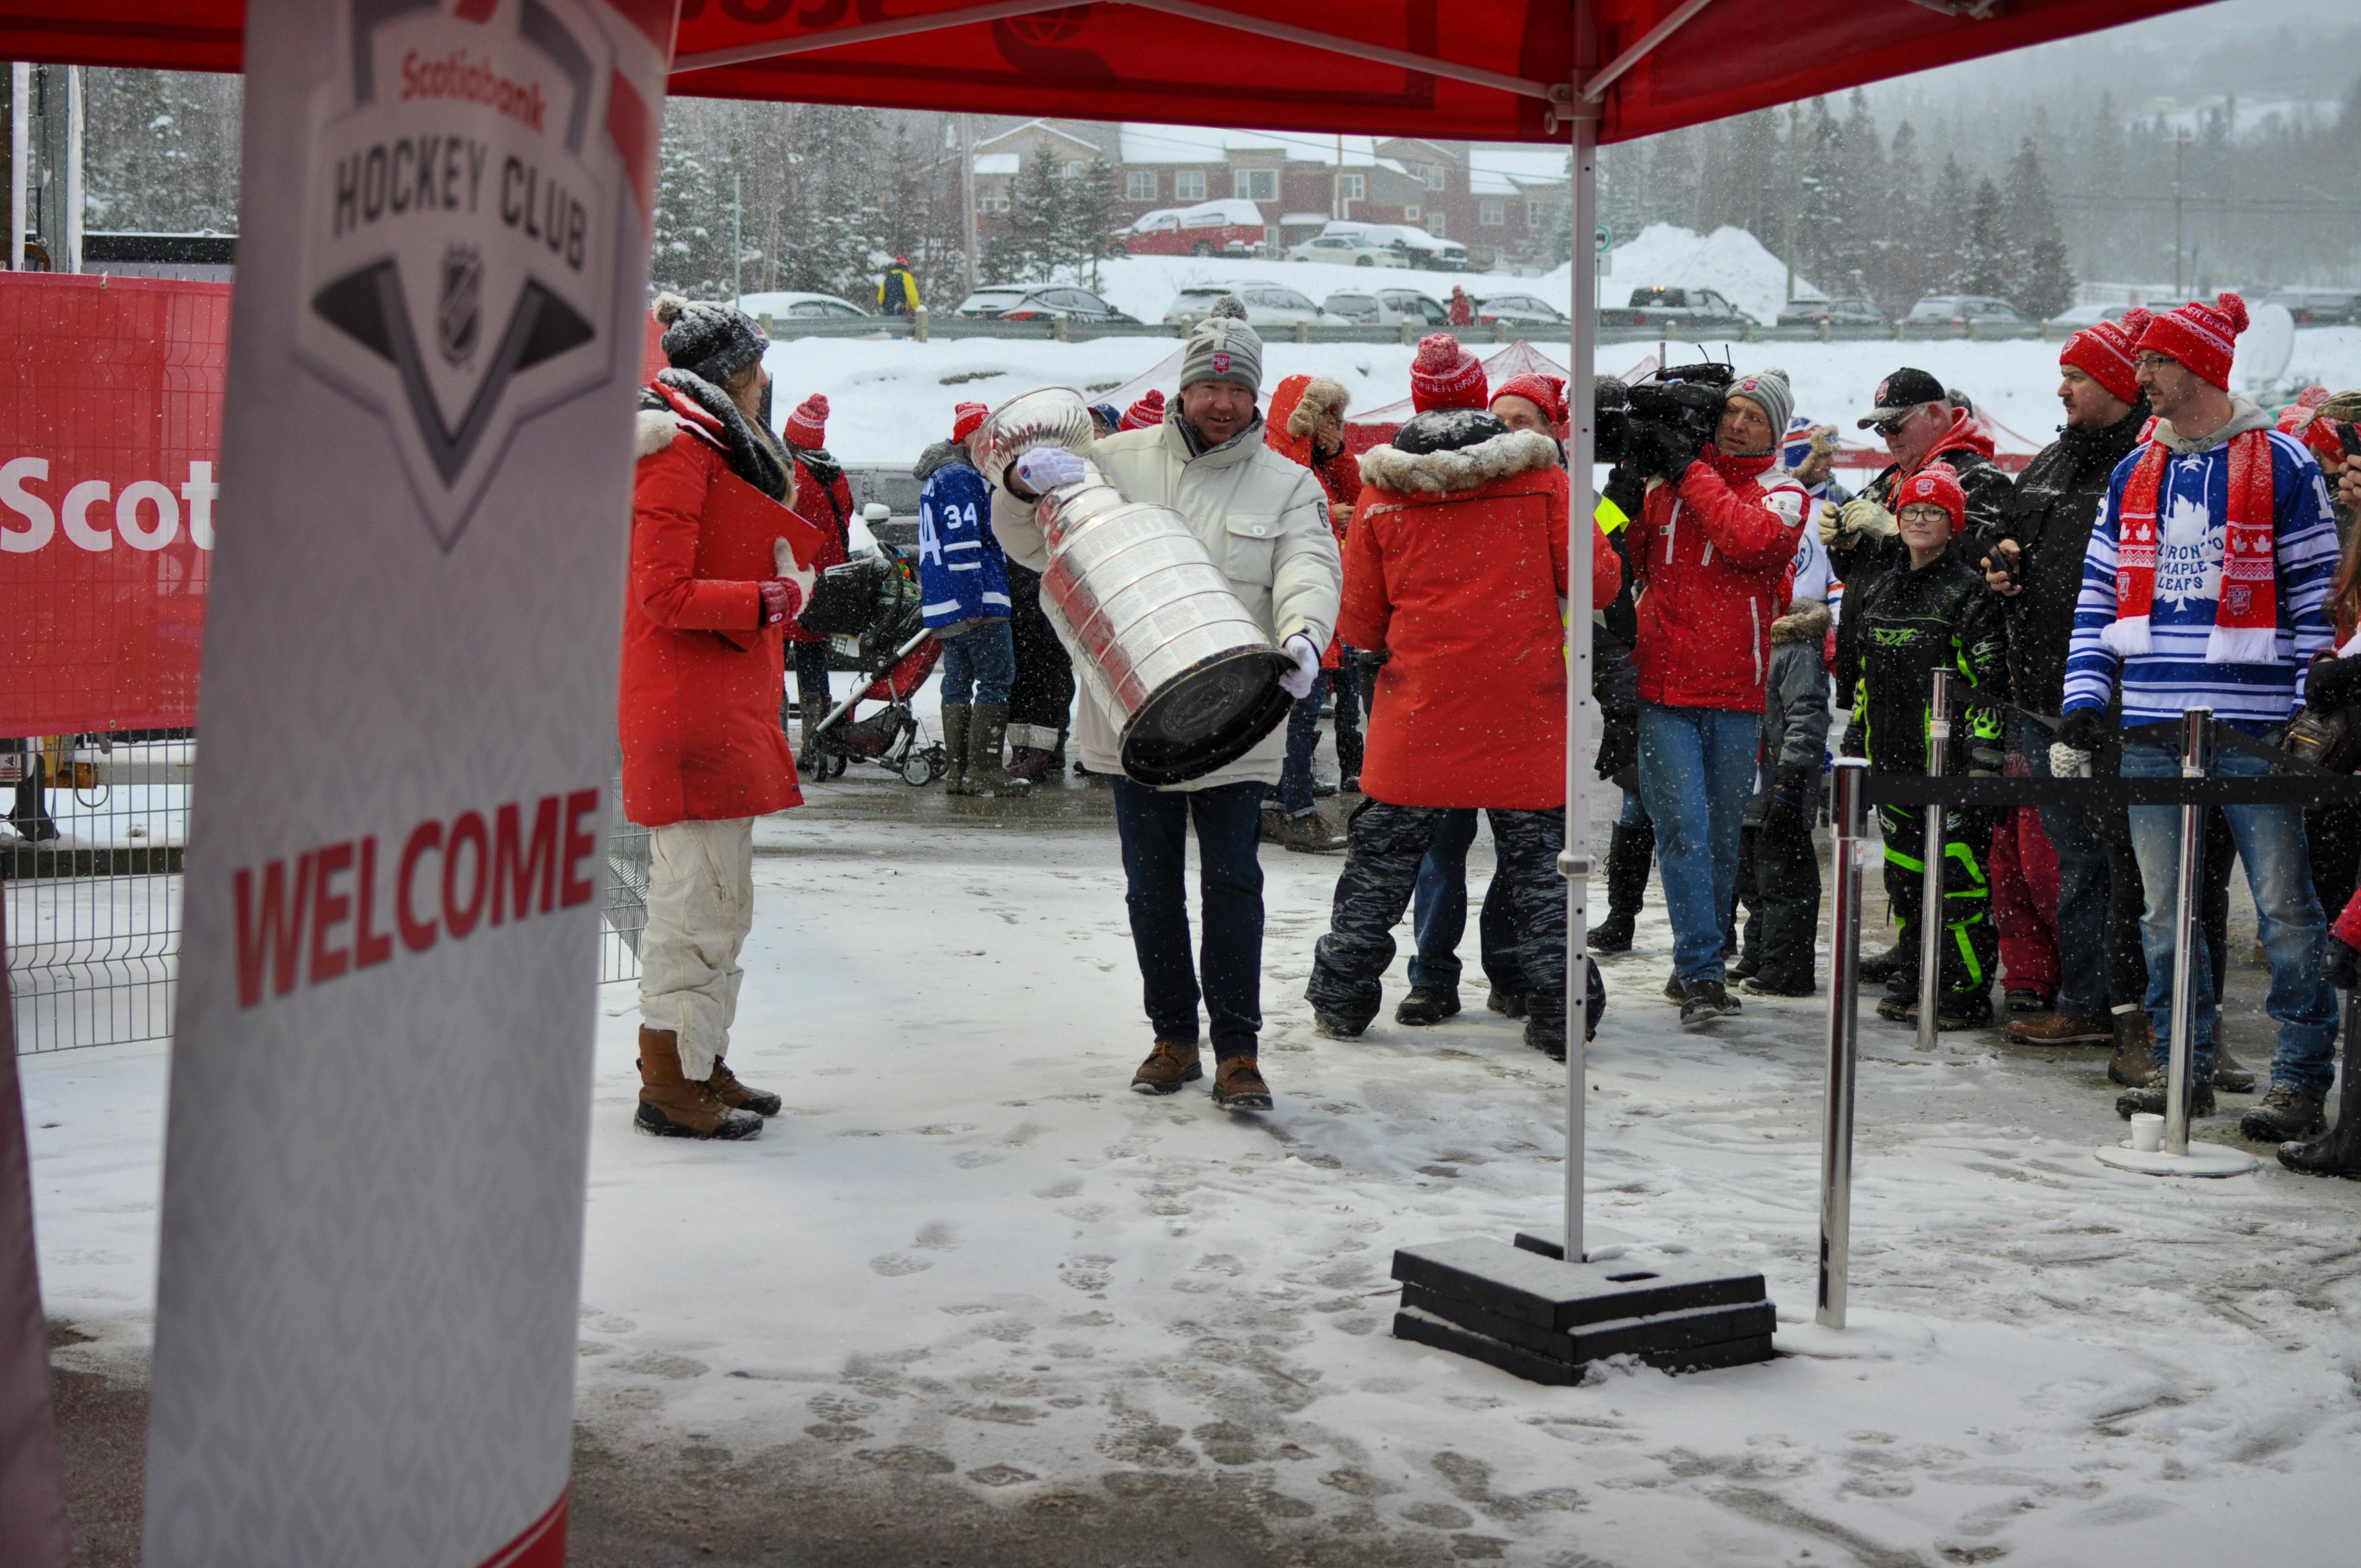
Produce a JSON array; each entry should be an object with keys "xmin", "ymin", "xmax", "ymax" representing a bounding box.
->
[
  {"xmin": 1308, "ymin": 800, "xmax": 1574, "ymax": 1044},
  {"xmin": 1004, "ymin": 561, "xmax": 1077, "ymax": 740},
  {"xmin": 1737, "ymin": 803, "xmax": 1820, "ymax": 992},
  {"xmin": 1879, "ymin": 801, "xmax": 1999, "ymax": 1010}
]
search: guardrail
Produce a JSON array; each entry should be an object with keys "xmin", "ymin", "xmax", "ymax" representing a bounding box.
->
[{"xmin": 768, "ymin": 314, "xmax": 2059, "ymax": 347}]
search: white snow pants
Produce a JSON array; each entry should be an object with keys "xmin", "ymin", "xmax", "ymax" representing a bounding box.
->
[{"xmin": 638, "ymin": 816, "xmax": 756, "ymax": 1081}]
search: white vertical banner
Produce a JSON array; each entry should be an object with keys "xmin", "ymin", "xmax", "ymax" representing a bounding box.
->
[{"xmin": 144, "ymin": 3, "xmax": 674, "ymax": 1564}]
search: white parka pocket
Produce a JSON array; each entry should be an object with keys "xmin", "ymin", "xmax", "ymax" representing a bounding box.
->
[{"xmin": 1220, "ymin": 514, "xmax": 1279, "ymax": 586}]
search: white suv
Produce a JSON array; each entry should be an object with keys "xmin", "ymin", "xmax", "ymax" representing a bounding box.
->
[{"xmin": 1287, "ymin": 232, "xmax": 1407, "ymax": 268}]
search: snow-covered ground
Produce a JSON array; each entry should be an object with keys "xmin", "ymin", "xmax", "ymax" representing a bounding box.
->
[
  {"xmin": 30, "ymin": 752, "xmax": 2361, "ymax": 1564},
  {"xmin": 768, "ymin": 326, "xmax": 2361, "ymax": 468}
]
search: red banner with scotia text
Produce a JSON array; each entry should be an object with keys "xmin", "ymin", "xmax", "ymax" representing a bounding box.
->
[{"xmin": 0, "ymin": 273, "xmax": 225, "ymax": 737}]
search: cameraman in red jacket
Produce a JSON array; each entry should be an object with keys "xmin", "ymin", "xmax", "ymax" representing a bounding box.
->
[{"xmin": 1626, "ymin": 368, "xmax": 1810, "ymax": 1027}]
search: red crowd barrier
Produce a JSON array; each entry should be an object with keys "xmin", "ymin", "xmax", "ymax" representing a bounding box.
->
[{"xmin": 0, "ymin": 273, "xmax": 228, "ymax": 737}]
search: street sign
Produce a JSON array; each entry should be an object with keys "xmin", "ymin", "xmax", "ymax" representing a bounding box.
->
[{"xmin": 1595, "ymin": 225, "xmax": 1612, "ymax": 253}]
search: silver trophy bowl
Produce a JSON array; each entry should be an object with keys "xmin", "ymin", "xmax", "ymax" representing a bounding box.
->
[{"xmin": 978, "ymin": 389, "xmax": 1291, "ymax": 786}]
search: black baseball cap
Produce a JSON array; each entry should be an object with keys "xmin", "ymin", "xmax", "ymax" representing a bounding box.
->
[{"xmin": 1858, "ymin": 367, "xmax": 1947, "ymax": 428}]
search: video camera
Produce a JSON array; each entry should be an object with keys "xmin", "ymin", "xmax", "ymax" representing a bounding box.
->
[{"xmin": 1596, "ymin": 359, "xmax": 1736, "ymax": 482}]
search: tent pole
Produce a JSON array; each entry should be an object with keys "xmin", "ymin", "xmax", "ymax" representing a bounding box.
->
[{"xmin": 1560, "ymin": 18, "xmax": 1601, "ymax": 1269}]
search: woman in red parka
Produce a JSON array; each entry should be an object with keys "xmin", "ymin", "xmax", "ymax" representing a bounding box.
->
[
  {"xmin": 1303, "ymin": 339, "xmax": 1621, "ymax": 1062},
  {"xmin": 623, "ymin": 294, "xmax": 817, "ymax": 1141}
]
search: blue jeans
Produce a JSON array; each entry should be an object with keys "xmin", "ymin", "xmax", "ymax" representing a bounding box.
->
[
  {"xmin": 1109, "ymin": 778, "xmax": 1267, "ymax": 1060},
  {"xmin": 2020, "ymin": 717, "xmax": 2110, "ymax": 1021},
  {"xmin": 1406, "ymin": 808, "xmax": 1526, "ymax": 995},
  {"xmin": 1636, "ymin": 702, "xmax": 1760, "ymax": 985},
  {"xmin": 2121, "ymin": 737, "xmax": 2338, "ymax": 1096},
  {"xmin": 938, "ymin": 618, "xmax": 1015, "ymax": 707}
]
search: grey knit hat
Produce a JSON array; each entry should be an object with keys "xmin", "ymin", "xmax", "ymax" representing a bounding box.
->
[
  {"xmin": 653, "ymin": 291, "xmax": 768, "ymax": 386},
  {"xmin": 1726, "ymin": 367, "xmax": 1793, "ymax": 444},
  {"xmin": 1179, "ymin": 316, "xmax": 1263, "ymax": 395}
]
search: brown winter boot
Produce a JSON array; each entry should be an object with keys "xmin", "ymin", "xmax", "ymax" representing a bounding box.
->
[
  {"xmin": 940, "ymin": 705, "xmax": 973, "ymax": 796},
  {"xmin": 1211, "ymin": 1055, "xmax": 1273, "ymax": 1112},
  {"xmin": 1131, "ymin": 1038, "xmax": 1203, "ymax": 1095},
  {"xmin": 967, "ymin": 703, "xmax": 1029, "ymax": 797},
  {"xmin": 2106, "ymin": 1009, "xmax": 2158, "ymax": 1088},
  {"xmin": 705, "ymin": 1057, "xmax": 782, "ymax": 1116},
  {"xmin": 637, "ymin": 1026, "xmax": 761, "ymax": 1140}
]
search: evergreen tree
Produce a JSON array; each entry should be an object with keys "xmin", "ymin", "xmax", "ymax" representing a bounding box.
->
[
  {"xmin": 1793, "ymin": 99, "xmax": 1844, "ymax": 295},
  {"xmin": 1058, "ymin": 156, "xmax": 1121, "ymax": 288},
  {"xmin": 1930, "ymin": 156, "xmax": 1973, "ymax": 290},
  {"xmin": 1827, "ymin": 89, "xmax": 1887, "ymax": 299},
  {"xmin": 80, "ymin": 69, "xmax": 242, "ymax": 233},
  {"xmin": 1876, "ymin": 120, "xmax": 1935, "ymax": 316},
  {"xmin": 1957, "ymin": 176, "xmax": 2011, "ymax": 298},
  {"xmin": 2001, "ymin": 138, "xmax": 2074, "ymax": 318},
  {"xmin": 987, "ymin": 151, "xmax": 1063, "ymax": 284}
]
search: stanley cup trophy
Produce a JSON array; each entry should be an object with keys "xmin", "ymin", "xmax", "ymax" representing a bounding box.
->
[{"xmin": 976, "ymin": 387, "xmax": 1294, "ymax": 786}]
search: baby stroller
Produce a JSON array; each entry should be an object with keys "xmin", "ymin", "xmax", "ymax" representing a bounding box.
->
[{"xmin": 792, "ymin": 547, "xmax": 949, "ymax": 786}]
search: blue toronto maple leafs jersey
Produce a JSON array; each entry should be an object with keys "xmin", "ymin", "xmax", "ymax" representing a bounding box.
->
[
  {"xmin": 2063, "ymin": 424, "xmax": 2337, "ymax": 732},
  {"xmin": 916, "ymin": 458, "xmax": 1011, "ymax": 628}
]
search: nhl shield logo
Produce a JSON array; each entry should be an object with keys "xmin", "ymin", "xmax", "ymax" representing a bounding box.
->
[
  {"xmin": 1212, "ymin": 351, "xmax": 1231, "ymax": 373},
  {"xmin": 295, "ymin": 0, "xmax": 620, "ymax": 552}
]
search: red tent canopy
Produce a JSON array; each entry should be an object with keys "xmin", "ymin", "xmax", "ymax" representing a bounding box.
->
[{"xmin": 8, "ymin": 2, "xmax": 2208, "ymax": 145}]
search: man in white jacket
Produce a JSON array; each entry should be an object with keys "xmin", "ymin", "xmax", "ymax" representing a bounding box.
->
[{"xmin": 990, "ymin": 313, "xmax": 1342, "ymax": 1109}]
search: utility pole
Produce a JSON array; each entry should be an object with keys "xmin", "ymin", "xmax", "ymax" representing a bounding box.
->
[
  {"xmin": 960, "ymin": 113, "xmax": 978, "ymax": 291},
  {"xmin": 731, "ymin": 169, "xmax": 742, "ymax": 309}
]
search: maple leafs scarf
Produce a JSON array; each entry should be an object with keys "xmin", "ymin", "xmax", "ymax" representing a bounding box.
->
[{"xmin": 2102, "ymin": 428, "xmax": 2277, "ymax": 663}]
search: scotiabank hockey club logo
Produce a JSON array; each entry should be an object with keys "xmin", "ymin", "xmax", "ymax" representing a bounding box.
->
[{"xmin": 297, "ymin": 0, "xmax": 622, "ymax": 550}]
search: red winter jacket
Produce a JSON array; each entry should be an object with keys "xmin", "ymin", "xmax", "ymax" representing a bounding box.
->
[
  {"xmin": 1628, "ymin": 448, "xmax": 1809, "ymax": 713},
  {"xmin": 1342, "ymin": 423, "xmax": 1621, "ymax": 809},
  {"xmin": 1267, "ymin": 374, "xmax": 1364, "ymax": 668},
  {"xmin": 780, "ymin": 448, "xmax": 853, "ymax": 645},
  {"xmin": 620, "ymin": 381, "xmax": 818, "ymax": 826}
]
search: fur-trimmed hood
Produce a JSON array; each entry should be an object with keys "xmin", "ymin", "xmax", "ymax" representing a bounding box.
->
[
  {"xmin": 1770, "ymin": 597, "xmax": 1832, "ymax": 644},
  {"xmin": 636, "ymin": 369, "xmax": 795, "ymax": 506},
  {"xmin": 1359, "ymin": 425, "xmax": 1560, "ymax": 496},
  {"xmin": 1281, "ymin": 375, "xmax": 1351, "ymax": 440}
]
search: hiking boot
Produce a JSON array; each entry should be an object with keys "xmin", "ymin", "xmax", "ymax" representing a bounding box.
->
[
  {"xmin": 1130, "ymin": 1039, "xmax": 1203, "ymax": 1095},
  {"xmin": 1590, "ymin": 910, "xmax": 1635, "ymax": 955},
  {"xmin": 1727, "ymin": 952, "xmax": 1761, "ymax": 983},
  {"xmin": 2278, "ymin": 1031, "xmax": 2361, "ymax": 1177},
  {"xmin": 1312, "ymin": 1013, "xmax": 1366, "ymax": 1041},
  {"xmin": 2006, "ymin": 1012, "xmax": 2113, "ymax": 1046},
  {"xmin": 705, "ymin": 1057, "xmax": 782, "ymax": 1116},
  {"xmin": 1281, "ymin": 811, "xmax": 1347, "ymax": 853},
  {"xmin": 2239, "ymin": 1084, "xmax": 2326, "ymax": 1143},
  {"xmin": 940, "ymin": 705, "xmax": 973, "ymax": 796},
  {"xmin": 967, "ymin": 703, "xmax": 1029, "ymax": 798},
  {"xmin": 1663, "ymin": 973, "xmax": 1687, "ymax": 1005},
  {"xmin": 1395, "ymin": 986, "xmax": 1460, "ymax": 1026},
  {"xmin": 2116, "ymin": 1079, "xmax": 2215, "ymax": 1119},
  {"xmin": 1211, "ymin": 1055, "xmax": 1272, "ymax": 1111},
  {"xmin": 2004, "ymin": 987, "xmax": 2050, "ymax": 1014},
  {"xmin": 2211, "ymin": 1044, "xmax": 2257, "ymax": 1095},
  {"xmin": 1678, "ymin": 979, "xmax": 1739, "ymax": 1027},
  {"xmin": 635, "ymin": 1027, "xmax": 762, "ymax": 1140},
  {"xmin": 1874, "ymin": 995, "xmax": 1916, "ymax": 1025},
  {"xmin": 1740, "ymin": 974, "xmax": 1814, "ymax": 998},
  {"xmin": 1259, "ymin": 803, "xmax": 1287, "ymax": 843},
  {"xmin": 1486, "ymin": 986, "xmax": 1527, "ymax": 1019},
  {"xmin": 1938, "ymin": 993, "xmax": 1996, "ymax": 1031},
  {"xmin": 1525, "ymin": 1020, "xmax": 1566, "ymax": 1063},
  {"xmin": 2107, "ymin": 1011, "xmax": 2158, "ymax": 1087},
  {"xmin": 1859, "ymin": 945, "xmax": 1905, "ymax": 985}
]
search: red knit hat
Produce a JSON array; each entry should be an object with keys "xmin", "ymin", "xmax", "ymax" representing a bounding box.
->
[
  {"xmin": 1491, "ymin": 372, "xmax": 1566, "ymax": 431},
  {"xmin": 1896, "ymin": 461, "xmax": 1967, "ymax": 537},
  {"xmin": 783, "ymin": 392, "xmax": 830, "ymax": 449},
  {"xmin": 1120, "ymin": 389, "xmax": 1165, "ymax": 431},
  {"xmin": 2059, "ymin": 317, "xmax": 2141, "ymax": 405},
  {"xmin": 2132, "ymin": 292, "xmax": 2249, "ymax": 390},
  {"xmin": 1410, "ymin": 333, "xmax": 1487, "ymax": 413},
  {"xmin": 951, "ymin": 401, "xmax": 988, "ymax": 444}
]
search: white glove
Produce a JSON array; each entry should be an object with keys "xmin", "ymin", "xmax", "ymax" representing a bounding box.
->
[
  {"xmin": 1835, "ymin": 496, "xmax": 1896, "ymax": 545},
  {"xmin": 1012, "ymin": 448, "xmax": 1086, "ymax": 495},
  {"xmin": 2049, "ymin": 741, "xmax": 2093, "ymax": 780},
  {"xmin": 1277, "ymin": 633, "xmax": 1323, "ymax": 700},
  {"xmin": 774, "ymin": 535, "xmax": 816, "ymax": 607}
]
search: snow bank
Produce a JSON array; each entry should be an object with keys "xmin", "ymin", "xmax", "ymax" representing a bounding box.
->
[
  {"xmin": 765, "ymin": 328, "xmax": 2361, "ymax": 468},
  {"xmin": 1542, "ymin": 223, "xmax": 1819, "ymax": 324}
]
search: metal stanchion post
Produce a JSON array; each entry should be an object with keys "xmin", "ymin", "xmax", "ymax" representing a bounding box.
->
[
  {"xmin": 1917, "ymin": 668, "xmax": 1951, "ymax": 1049},
  {"xmin": 2166, "ymin": 708, "xmax": 2211, "ymax": 1156},
  {"xmin": 1818, "ymin": 758, "xmax": 1868, "ymax": 1330}
]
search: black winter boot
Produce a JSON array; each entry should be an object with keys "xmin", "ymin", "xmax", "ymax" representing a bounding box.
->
[
  {"xmin": 1395, "ymin": 986, "xmax": 1460, "ymax": 1026},
  {"xmin": 1593, "ymin": 821, "xmax": 1653, "ymax": 955},
  {"xmin": 2280, "ymin": 1001, "xmax": 2361, "ymax": 1176},
  {"xmin": 1859, "ymin": 944, "xmax": 1905, "ymax": 986},
  {"xmin": 2240, "ymin": 1084, "xmax": 2325, "ymax": 1144}
]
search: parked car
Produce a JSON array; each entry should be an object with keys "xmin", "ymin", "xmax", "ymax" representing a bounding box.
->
[
  {"xmin": 1906, "ymin": 294, "xmax": 2031, "ymax": 328},
  {"xmin": 951, "ymin": 285, "xmax": 1138, "ymax": 324},
  {"xmin": 2266, "ymin": 288, "xmax": 2361, "ymax": 326},
  {"xmin": 1322, "ymin": 220, "xmax": 1468, "ymax": 272},
  {"xmin": 1597, "ymin": 285, "xmax": 1754, "ymax": 331},
  {"xmin": 1109, "ymin": 198, "xmax": 1269, "ymax": 258},
  {"xmin": 1287, "ymin": 231, "xmax": 1406, "ymax": 268},
  {"xmin": 1475, "ymin": 291, "xmax": 1569, "ymax": 326},
  {"xmin": 1776, "ymin": 295, "xmax": 1886, "ymax": 328},
  {"xmin": 739, "ymin": 290, "xmax": 872, "ymax": 320},
  {"xmin": 1162, "ymin": 284, "xmax": 1325, "ymax": 329},
  {"xmin": 1323, "ymin": 288, "xmax": 1451, "ymax": 327}
]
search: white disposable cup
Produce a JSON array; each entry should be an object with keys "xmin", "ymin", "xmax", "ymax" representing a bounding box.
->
[{"xmin": 2129, "ymin": 1112, "xmax": 2165, "ymax": 1153}]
